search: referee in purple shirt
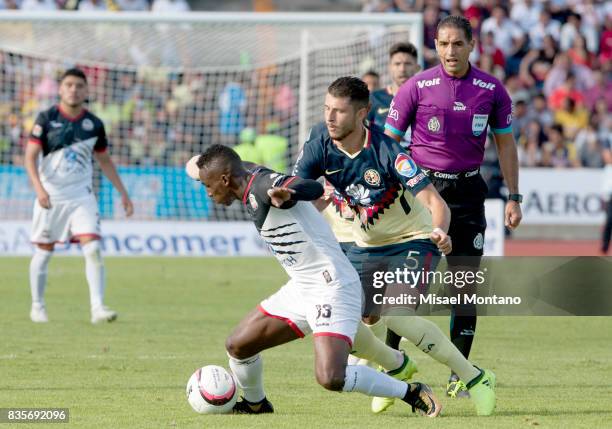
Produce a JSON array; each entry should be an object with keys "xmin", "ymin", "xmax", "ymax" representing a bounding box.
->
[{"xmin": 385, "ymin": 16, "xmax": 522, "ymax": 398}]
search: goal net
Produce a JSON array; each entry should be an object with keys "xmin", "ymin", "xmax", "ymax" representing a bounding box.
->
[{"xmin": 0, "ymin": 12, "xmax": 422, "ymax": 222}]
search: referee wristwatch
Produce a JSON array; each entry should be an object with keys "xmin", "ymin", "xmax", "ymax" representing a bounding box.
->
[{"xmin": 508, "ymin": 193, "xmax": 523, "ymax": 203}]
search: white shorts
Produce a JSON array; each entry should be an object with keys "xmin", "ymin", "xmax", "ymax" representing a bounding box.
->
[
  {"xmin": 258, "ymin": 279, "xmax": 362, "ymax": 348},
  {"xmin": 31, "ymin": 195, "xmax": 101, "ymax": 244}
]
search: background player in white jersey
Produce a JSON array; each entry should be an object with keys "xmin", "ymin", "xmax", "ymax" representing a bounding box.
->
[
  {"xmin": 188, "ymin": 145, "xmax": 441, "ymax": 416},
  {"xmin": 24, "ymin": 68, "xmax": 133, "ymax": 324}
]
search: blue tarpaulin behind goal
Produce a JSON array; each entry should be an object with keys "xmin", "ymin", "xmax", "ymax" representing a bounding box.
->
[{"xmin": 0, "ymin": 164, "xmax": 210, "ymax": 220}]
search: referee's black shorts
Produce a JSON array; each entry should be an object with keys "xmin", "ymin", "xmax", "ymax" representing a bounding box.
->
[{"xmin": 428, "ymin": 172, "xmax": 488, "ymax": 259}]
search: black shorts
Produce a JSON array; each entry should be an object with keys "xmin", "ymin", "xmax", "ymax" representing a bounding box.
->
[
  {"xmin": 346, "ymin": 239, "xmax": 441, "ymax": 317},
  {"xmin": 429, "ymin": 173, "xmax": 488, "ymax": 260}
]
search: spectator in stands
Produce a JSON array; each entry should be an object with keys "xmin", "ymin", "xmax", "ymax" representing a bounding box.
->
[
  {"xmin": 567, "ymin": 34, "xmax": 597, "ymax": 69},
  {"xmin": 480, "ymin": 5, "xmax": 526, "ymax": 74},
  {"xmin": 554, "ymin": 97, "xmax": 589, "ymax": 140},
  {"xmin": 422, "ymin": 4, "xmax": 446, "ymax": 67},
  {"xmin": 477, "ymin": 31, "xmax": 505, "ymax": 71},
  {"xmin": 544, "ymin": 53, "xmax": 593, "ymax": 98},
  {"xmin": 512, "ymin": 99, "xmax": 529, "ymax": 142},
  {"xmin": 234, "ymin": 127, "xmax": 261, "ymax": 165},
  {"xmin": 20, "ymin": 0, "xmax": 57, "ymax": 10},
  {"xmin": 505, "ymin": 75, "xmax": 530, "ymax": 104},
  {"xmin": 559, "ymin": 12, "xmax": 582, "ymax": 52},
  {"xmin": 115, "ymin": 0, "xmax": 148, "ymax": 11},
  {"xmin": 527, "ymin": 93, "xmax": 554, "ymax": 131},
  {"xmin": 529, "ymin": 9, "xmax": 561, "ymax": 50},
  {"xmin": 541, "ymin": 124, "xmax": 579, "ymax": 168},
  {"xmin": 548, "ymin": 72, "xmax": 584, "ymax": 110},
  {"xmin": 584, "ymin": 70, "xmax": 612, "ymax": 113},
  {"xmin": 254, "ymin": 121, "xmax": 288, "ymax": 173},
  {"xmin": 598, "ymin": 14, "xmax": 612, "ymax": 65},
  {"xmin": 78, "ymin": 0, "xmax": 107, "ymax": 10},
  {"xmin": 517, "ymin": 123, "xmax": 543, "ymax": 168},
  {"xmin": 510, "ymin": 0, "xmax": 542, "ymax": 33},
  {"xmin": 0, "ymin": 0, "xmax": 19, "ymax": 9},
  {"xmin": 518, "ymin": 34, "xmax": 558, "ymax": 91},
  {"xmin": 576, "ymin": 121, "xmax": 605, "ymax": 168},
  {"xmin": 151, "ymin": 0, "xmax": 190, "ymax": 12},
  {"xmin": 218, "ymin": 81, "xmax": 247, "ymax": 144}
]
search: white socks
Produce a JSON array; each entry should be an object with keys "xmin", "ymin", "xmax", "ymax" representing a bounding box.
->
[
  {"xmin": 30, "ymin": 248, "xmax": 52, "ymax": 306},
  {"xmin": 228, "ymin": 354, "xmax": 266, "ymax": 403},
  {"xmin": 82, "ymin": 241, "xmax": 105, "ymax": 311},
  {"xmin": 342, "ymin": 365, "xmax": 408, "ymax": 398},
  {"xmin": 383, "ymin": 315, "xmax": 480, "ymax": 383}
]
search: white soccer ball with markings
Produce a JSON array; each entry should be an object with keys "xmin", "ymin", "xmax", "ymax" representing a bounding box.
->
[{"xmin": 186, "ymin": 365, "xmax": 238, "ymax": 414}]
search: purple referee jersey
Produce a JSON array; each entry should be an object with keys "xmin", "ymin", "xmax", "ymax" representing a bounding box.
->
[{"xmin": 385, "ymin": 63, "xmax": 513, "ymax": 172}]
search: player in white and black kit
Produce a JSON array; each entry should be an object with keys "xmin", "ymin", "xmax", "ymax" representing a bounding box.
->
[
  {"xmin": 24, "ymin": 68, "xmax": 133, "ymax": 324},
  {"xmin": 187, "ymin": 144, "xmax": 441, "ymax": 417}
]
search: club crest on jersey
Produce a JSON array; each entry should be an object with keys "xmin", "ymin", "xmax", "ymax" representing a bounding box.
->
[
  {"xmin": 82, "ymin": 118, "xmax": 94, "ymax": 131},
  {"xmin": 248, "ymin": 193, "xmax": 258, "ymax": 210},
  {"xmin": 427, "ymin": 116, "xmax": 441, "ymax": 133},
  {"xmin": 394, "ymin": 153, "xmax": 418, "ymax": 178},
  {"xmin": 472, "ymin": 114, "xmax": 489, "ymax": 136},
  {"xmin": 363, "ymin": 169, "xmax": 381, "ymax": 186},
  {"xmin": 32, "ymin": 124, "xmax": 43, "ymax": 138}
]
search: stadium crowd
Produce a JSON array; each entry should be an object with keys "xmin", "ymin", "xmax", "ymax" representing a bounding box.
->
[
  {"xmin": 0, "ymin": 0, "xmax": 609, "ymax": 174},
  {"xmin": 0, "ymin": 0, "xmax": 189, "ymax": 12}
]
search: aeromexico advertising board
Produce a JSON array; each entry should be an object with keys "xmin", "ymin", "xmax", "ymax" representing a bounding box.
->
[{"xmin": 0, "ymin": 200, "xmax": 505, "ymax": 257}]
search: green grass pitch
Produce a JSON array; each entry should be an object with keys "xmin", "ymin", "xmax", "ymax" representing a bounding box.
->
[{"xmin": 1, "ymin": 257, "xmax": 611, "ymax": 428}]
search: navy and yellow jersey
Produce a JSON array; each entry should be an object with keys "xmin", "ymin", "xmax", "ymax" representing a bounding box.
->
[
  {"xmin": 367, "ymin": 88, "xmax": 411, "ymax": 147},
  {"xmin": 367, "ymin": 88, "xmax": 393, "ymax": 129},
  {"xmin": 306, "ymin": 122, "xmax": 355, "ymax": 243},
  {"xmin": 322, "ymin": 187, "xmax": 355, "ymax": 243},
  {"xmin": 293, "ymin": 125, "xmax": 433, "ymax": 248}
]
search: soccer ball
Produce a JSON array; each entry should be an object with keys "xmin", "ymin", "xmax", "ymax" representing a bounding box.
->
[{"xmin": 186, "ymin": 365, "xmax": 238, "ymax": 414}]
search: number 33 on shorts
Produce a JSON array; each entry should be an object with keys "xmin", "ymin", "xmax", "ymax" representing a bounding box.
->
[{"xmin": 315, "ymin": 304, "xmax": 332, "ymax": 319}]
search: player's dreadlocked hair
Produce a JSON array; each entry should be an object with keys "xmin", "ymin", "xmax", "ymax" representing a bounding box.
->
[
  {"xmin": 389, "ymin": 42, "xmax": 418, "ymax": 60},
  {"xmin": 436, "ymin": 15, "xmax": 473, "ymax": 41},
  {"xmin": 328, "ymin": 76, "xmax": 369, "ymax": 110},
  {"xmin": 197, "ymin": 144, "xmax": 243, "ymax": 174}
]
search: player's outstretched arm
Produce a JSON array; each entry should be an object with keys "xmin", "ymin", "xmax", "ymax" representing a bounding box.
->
[
  {"xmin": 415, "ymin": 184, "xmax": 452, "ymax": 254},
  {"xmin": 24, "ymin": 142, "xmax": 51, "ymax": 209},
  {"xmin": 94, "ymin": 151, "xmax": 134, "ymax": 217},
  {"xmin": 267, "ymin": 177, "xmax": 324, "ymax": 208}
]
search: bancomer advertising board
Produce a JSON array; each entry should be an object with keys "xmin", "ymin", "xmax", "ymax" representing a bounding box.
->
[{"xmin": 0, "ymin": 200, "xmax": 505, "ymax": 257}]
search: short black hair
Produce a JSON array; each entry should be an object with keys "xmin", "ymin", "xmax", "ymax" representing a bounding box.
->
[
  {"xmin": 550, "ymin": 124, "xmax": 564, "ymax": 135},
  {"xmin": 197, "ymin": 144, "xmax": 243, "ymax": 173},
  {"xmin": 362, "ymin": 70, "xmax": 380, "ymax": 79},
  {"xmin": 60, "ymin": 68, "xmax": 87, "ymax": 83},
  {"xmin": 327, "ymin": 76, "xmax": 369, "ymax": 110},
  {"xmin": 436, "ymin": 15, "xmax": 473, "ymax": 41},
  {"xmin": 389, "ymin": 42, "xmax": 418, "ymax": 60}
]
